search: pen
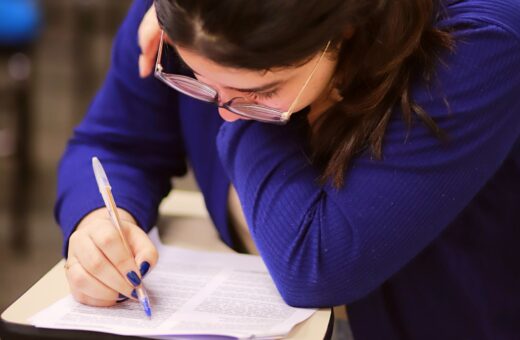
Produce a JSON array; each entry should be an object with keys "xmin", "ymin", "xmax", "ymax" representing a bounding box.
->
[{"xmin": 92, "ymin": 156, "xmax": 152, "ymax": 319}]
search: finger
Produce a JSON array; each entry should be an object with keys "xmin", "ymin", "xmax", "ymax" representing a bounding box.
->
[
  {"xmin": 139, "ymin": 54, "xmax": 157, "ymax": 79},
  {"xmin": 138, "ymin": 4, "xmax": 161, "ymax": 78},
  {"xmin": 138, "ymin": 4, "xmax": 161, "ymax": 57},
  {"xmin": 89, "ymin": 226, "xmax": 144, "ymax": 289},
  {"xmin": 66, "ymin": 255, "xmax": 121, "ymax": 304},
  {"xmin": 64, "ymin": 256, "xmax": 81, "ymax": 271},
  {"xmin": 72, "ymin": 234, "xmax": 136, "ymax": 298},
  {"xmin": 123, "ymin": 222, "xmax": 159, "ymax": 278},
  {"xmin": 70, "ymin": 289, "xmax": 117, "ymax": 307},
  {"xmin": 138, "ymin": 30, "xmax": 161, "ymax": 78}
]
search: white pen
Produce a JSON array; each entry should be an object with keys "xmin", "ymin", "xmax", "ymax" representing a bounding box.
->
[{"xmin": 92, "ymin": 156, "xmax": 152, "ymax": 319}]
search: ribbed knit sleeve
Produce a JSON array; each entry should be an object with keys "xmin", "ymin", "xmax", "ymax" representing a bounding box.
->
[
  {"xmin": 216, "ymin": 21, "xmax": 520, "ymax": 307},
  {"xmin": 55, "ymin": 0, "xmax": 187, "ymax": 256}
]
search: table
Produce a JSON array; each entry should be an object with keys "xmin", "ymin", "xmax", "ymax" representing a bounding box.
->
[{"xmin": 1, "ymin": 190, "xmax": 333, "ymax": 339}]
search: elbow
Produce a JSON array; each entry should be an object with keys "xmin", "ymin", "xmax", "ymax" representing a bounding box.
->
[
  {"xmin": 267, "ymin": 228, "xmax": 382, "ymax": 307},
  {"xmin": 270, "ymin": 264, "xmax": 378, "ymax": 308},
  {"xmin": 258, "ymin": 199, "xmax": 383, "ymax": 307}
]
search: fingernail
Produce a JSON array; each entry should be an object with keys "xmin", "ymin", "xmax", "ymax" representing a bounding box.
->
[
  {"xmin": 138, "ymin": 55, "xmax": 148, "ymax": 78},
  {"xmin": 131, "ymin": 289, "xmax": 138, "ymax": 299},
  {"xmin": 127, "ymin": 271, "xmax": 141, "ymax": 286},
  {"xmin": 140, "ymin": 261, "xmax": 150, "ymax": 277}
]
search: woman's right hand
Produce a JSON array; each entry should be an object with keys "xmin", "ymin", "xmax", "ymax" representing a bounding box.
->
[{"xmin": 65, "ymin": 208, "xmax": 158, "ymax": 306}]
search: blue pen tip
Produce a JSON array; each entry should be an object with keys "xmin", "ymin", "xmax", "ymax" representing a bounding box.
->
[{"xmin": 143, "ymin": 298, "xmax": 152, "ymax": 319}]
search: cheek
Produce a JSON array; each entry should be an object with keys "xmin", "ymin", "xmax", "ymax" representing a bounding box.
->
[
  {"xmin": 258, "ymin": 86, "xmax": 306, "ymax": 110},
  {"xmin": 218, "ymin": 108, "xmax": 242, "ymax": 122},
  {"xmin": 261, "ymin": 97, "xmax": 291, "ymax": 110},
  {"xmin": 270, "ymin": 86, "xmax": 315, "ymax": 112}
]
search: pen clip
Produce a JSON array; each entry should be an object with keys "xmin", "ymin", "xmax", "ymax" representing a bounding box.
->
[
  {"xmin": 92, "ymin": 157, "xmax": 123, "ymax": 230},
  {"xmin": 92, "ymin": 157, "xmax": 112, "ymax": 201}
]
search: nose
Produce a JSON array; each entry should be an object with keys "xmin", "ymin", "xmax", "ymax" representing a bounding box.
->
[{"xmin": 218, "ymin": 107, "xmax": 242, "ymax": 122}]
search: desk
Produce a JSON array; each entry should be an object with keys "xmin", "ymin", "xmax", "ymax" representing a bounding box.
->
[{"xmin": 1, "ymin": 190, "xmax": 333, "ymax": 339}]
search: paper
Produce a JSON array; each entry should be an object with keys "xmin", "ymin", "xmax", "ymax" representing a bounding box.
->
[{"xmin": 30, "ymin": 229, "xmax": 316, "ymax": 339}]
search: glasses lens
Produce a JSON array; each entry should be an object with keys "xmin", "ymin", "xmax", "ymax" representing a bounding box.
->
[
  {"xmin": 229, "ymin": 101, "xmax": 287, "ymax": 124},
  {"xmin": 157, "ymin": 73, "xmax": 217, "ymax": 102},
  {"xmin": 155, "ymin": 72, "xmax": 290, "ymax": 124}
]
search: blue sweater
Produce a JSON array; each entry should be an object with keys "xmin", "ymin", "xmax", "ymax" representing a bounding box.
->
[{"xmin": 55, "ymin": 0, "xmax": 520, "ymax": 339}]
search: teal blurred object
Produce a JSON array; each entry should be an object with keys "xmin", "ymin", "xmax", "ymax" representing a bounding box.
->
[{"xmin": 0, "ymin": 0, "xmax": 41, "ymax": 45}]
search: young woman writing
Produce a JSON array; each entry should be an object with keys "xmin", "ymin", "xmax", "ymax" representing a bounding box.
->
[{"xmin": 56, "ymin": 0, "xmax": 520, "ymax": 338}]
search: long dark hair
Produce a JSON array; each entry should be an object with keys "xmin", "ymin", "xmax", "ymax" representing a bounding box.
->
[{"xmin": 155, "ymin": 0, "xmax": 453, "ymax": 187}]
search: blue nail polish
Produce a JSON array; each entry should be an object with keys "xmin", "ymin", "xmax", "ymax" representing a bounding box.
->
[
  {"xmin": 131, "ymin": 289, "xmax": 138, "ymax": 299},
  {"xmin": 140, "ymin": 261, "xmax": 150, "ymax": 277},
  {"xmin": 127, "ymin": 271, "xmax": 141, "ymax": 286}
]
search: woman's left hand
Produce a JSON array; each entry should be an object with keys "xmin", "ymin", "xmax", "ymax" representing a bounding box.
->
[{"xmin": 138, "ymin": 4, "xmax": 161, "ymax": 78}]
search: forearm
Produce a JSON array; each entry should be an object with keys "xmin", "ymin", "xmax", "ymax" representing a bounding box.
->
[{"xmin": 55, "ymin": 0, "xmax": 187, "ymax": 256}]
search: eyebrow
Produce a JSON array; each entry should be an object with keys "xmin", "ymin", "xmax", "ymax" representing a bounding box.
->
[
  {"xmin": 170, "ymin": 45, "xmax": 284, "ymax": 93},
  {"xmin": 228, "ymin": 80, "xmax": 283, "ymax": 93}
]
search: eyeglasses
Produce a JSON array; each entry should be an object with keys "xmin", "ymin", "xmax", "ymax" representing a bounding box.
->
[{"xmin": 154, "ymin": 31, "xmax": 331, "ymax": 124}]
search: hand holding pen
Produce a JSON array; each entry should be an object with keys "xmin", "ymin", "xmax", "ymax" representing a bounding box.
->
[{"xmin": 64, "ymin": 157, "xmax": 158, "ymax": 318}]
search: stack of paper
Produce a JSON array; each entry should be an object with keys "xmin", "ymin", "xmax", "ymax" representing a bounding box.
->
[{"xmin": 30, "ymin": 229, "xmax": 316, "ymax": 339}]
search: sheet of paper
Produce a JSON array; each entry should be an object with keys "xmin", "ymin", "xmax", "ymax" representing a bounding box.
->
[{"xmin": 30, "ymin": 229, "xmax": 316, "ymax": 339}]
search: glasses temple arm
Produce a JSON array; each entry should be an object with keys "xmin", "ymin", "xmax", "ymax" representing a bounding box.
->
[
  {"xmin": 285, "ymin": 40, "xmax": 332, "ymax": 118},
  {"xmin": 155, "ymin": 30, "xmax": 165, "ymax": 73}
]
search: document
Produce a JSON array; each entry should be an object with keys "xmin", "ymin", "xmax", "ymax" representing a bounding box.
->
[{"xmin": 30, "ymin": 229, "xmax": 316, "ymax": 339}]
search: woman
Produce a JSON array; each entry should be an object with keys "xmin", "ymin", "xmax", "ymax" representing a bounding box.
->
[{"xmin": 57, "ymin": 0, "xmax": 520, "ymax": 339}]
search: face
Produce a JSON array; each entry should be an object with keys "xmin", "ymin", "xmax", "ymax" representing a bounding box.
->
[{"xmin": 173, "ymin": 43, "xmax": 338, "ymax": 122}]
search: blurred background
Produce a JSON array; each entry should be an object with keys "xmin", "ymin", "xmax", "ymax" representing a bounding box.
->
[{"xmin": 0, "ymin": 0, "xmax": 134, "ymax": 313}]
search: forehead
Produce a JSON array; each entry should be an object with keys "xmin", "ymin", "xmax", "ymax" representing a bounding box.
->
[{"xmin": 174, "ymin": 44, "xmax": 299, "ymax": 88}]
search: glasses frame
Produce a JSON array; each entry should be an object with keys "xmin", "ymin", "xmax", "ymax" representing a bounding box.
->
[{"xmin": 154, "ymin": 31, "xmax": 331, "ymax": 124}]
